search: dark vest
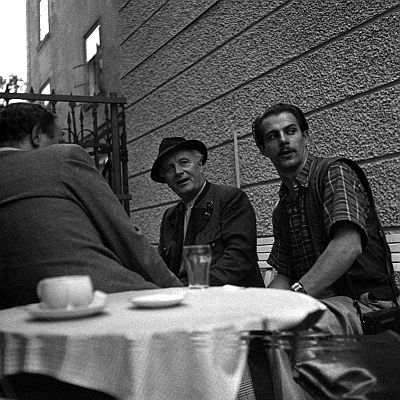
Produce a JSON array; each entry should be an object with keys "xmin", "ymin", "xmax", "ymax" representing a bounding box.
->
[{"xmin": 275, "ymin": 156, "xmax": 398, "ymax": 299}]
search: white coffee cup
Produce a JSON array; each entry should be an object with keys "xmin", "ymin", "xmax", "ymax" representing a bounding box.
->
[{"xmin": 37, "ymin": 275, "xmax": 94, "ymax": 309}]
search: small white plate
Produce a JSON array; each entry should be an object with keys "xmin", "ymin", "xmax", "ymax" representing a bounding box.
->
[
  {"xmin": 24, "ymin": 291, "xmax": 107, "ymax": 320},
  {"xmin": 130, "ymin": 292, "xmax": 186, "ymax": 308}
]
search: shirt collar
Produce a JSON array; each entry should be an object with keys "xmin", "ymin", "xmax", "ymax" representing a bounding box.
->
[
  {"xmin": 0, "ymin": 147, "xmax": 22, "ymax": 152},
  {"xmin": 278, "ymin": 154, "xmax": 315, "ymax": 196},
  {"xmin": 183, "ymin": 181, "xmax": 207, "ymax": 210},
  {"xmin": 296, "ymin": 154, "xmax": 314, "ymax": 187}
]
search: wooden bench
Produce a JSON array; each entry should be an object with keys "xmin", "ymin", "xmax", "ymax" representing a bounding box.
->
[
  {"xmin": 387, "ymin": 234, "xmax": 400, "ymax": 287},
  {"xmin": 257, "ymin": 233, "xmax": 400, "ymax": 287},
  {"xmin": 256, "ymin": 237, "xmax": 275, "ymax": 286}
]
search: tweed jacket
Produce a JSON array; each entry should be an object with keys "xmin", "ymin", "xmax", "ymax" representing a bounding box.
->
[
  {"xmin": 0, "ymin": 144, "xmax": 181, "ymax": 309},
  {"xmin": 158, "ymin": 182, "xmax": 264, "ymax": 287}
]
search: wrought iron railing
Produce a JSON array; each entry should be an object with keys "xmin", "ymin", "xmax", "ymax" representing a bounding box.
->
[{"xmin": 0, "ymin": 90, "xmax": 131, "ymax": 215}]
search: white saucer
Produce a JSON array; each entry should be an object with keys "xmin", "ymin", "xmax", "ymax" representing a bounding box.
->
[
  {"xmin": 24, "ymin": 291, "xmax": 107, "ymax": 320},
  {"xmin": 130, "ymin": 292, "xmax": 186, "ymax": 308}
]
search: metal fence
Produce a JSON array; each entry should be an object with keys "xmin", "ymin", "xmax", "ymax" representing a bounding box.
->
[{"xmin": 0, "ymin": 90, "xmax": 131, "ymax": 215}]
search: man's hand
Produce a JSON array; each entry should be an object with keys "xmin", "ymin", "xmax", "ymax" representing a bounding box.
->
[{"xmin": 268, "ymin": 273, "xmax": 291, "ymax": 290}]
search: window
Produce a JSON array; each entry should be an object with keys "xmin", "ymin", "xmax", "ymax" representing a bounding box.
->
[
  {"xmin": 40, "ymin": 80, "xmax": 51, "ymax": 107},
  {"xmin": 84, "ymin": 24, "xmax": 103, "ymax": 96},
  {"xmin": 39, "ymin": 0, "xmax": 49, "ymax": 42}
]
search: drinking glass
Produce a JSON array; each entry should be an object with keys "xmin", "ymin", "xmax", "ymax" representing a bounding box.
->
[{"xmin": 182, "ymin": 245, "xmax": 212, "ymax": 289}]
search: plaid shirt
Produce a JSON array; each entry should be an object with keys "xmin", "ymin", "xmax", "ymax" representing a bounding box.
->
[{"xmin": 268, "ymin": 154, "xmax": 370, "ymax": 282}]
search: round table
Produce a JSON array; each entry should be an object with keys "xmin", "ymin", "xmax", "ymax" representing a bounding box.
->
[{"xmin": 0, "ymin": 287, "xmax": 326, "ymax": 400}]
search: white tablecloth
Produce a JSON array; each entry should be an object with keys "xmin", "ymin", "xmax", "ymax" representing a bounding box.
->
[{"xmin": 0, "ymin": 287, "xmax": 326, "ymax": 400}]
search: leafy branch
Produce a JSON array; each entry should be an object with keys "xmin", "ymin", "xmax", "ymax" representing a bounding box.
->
[{"xmin": 0, "ymin": 74, "xmax": 26, "ymax": 93}]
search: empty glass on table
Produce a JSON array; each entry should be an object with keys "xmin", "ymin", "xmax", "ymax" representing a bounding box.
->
[{"xmin": 182, "ymin": 245, "xmax": 211, "ymax": 289}]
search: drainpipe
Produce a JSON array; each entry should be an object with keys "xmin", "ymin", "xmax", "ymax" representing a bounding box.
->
[{"xmin": 233, "ymin": 131, "xmax": 241, "ymax": 188}]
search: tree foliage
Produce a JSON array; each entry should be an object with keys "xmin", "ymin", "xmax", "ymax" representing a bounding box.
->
[{"xmin": 0, "ymin": 74, "xmax": 26, "ymax": 93}]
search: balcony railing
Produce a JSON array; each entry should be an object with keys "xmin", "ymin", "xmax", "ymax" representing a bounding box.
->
[{"xmin": 0, "ymin": 89, "xmax": 131, "ymax": 215}]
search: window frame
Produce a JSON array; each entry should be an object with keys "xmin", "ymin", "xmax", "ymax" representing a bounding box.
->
[
  {"xmin": 84, "ymin": 22, "xmax": 104, "ymax": 96},
  {"xmin": 39, "ymin": 79, "xmax": 51, "ymax": 108}
]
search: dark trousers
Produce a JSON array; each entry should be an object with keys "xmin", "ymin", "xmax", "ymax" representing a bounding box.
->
[{"xmin": 0, "ymin": 373, "xmax": 117, "ymax": 400}]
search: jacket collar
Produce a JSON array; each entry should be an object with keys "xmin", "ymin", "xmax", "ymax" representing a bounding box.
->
[{"xmin": 183, "ymin": 182, "xmax": 213, "ymax": 243}]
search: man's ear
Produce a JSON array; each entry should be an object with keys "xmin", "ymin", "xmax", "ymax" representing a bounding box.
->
[{"xmin": 31, "ymin": 125, "xmax": 41, "ymax": 148}]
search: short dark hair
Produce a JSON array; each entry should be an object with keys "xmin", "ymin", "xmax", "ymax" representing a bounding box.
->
[
  {"xmin": 0, "ymin": 102, "xmax": 57, "ymax": 146},
  {"xmin": 252, "ymin": 103, "xmax": 309, "ymax": 150}
]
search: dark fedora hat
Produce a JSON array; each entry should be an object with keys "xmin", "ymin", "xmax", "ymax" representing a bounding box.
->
[{"xmin": 151, "ymin": 137, "xmax": 208, "ymax": 183}]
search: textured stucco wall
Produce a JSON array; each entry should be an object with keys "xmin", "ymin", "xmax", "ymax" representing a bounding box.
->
[{"xmin": 118, "ymin": 0, "xmax": 400, "ymax": 243}]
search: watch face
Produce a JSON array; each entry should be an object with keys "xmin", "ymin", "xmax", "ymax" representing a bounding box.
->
[{"xmin": 291, "ymin": 283, "xmax": 305, "ymax": 293}]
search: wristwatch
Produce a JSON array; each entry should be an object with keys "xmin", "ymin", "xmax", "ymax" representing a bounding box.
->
[{"xmin": 290, "ymin": 282, "xmax": 307, "ymax": 294}]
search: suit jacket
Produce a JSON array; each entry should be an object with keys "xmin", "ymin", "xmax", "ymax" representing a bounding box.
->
[
  {"xmin": 0, "ymin": 144, "xmax": 181, "ymax": 309},
  {"xmin": 159, "ymin": 182, "xmax": 264, "ymax": 287}
]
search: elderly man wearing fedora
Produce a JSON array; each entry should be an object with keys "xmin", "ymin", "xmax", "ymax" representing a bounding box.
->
[
  {"xmin": 151, "ymin": 137, "xmax": 271, "ymax": 399},
  {"xmin": 151, "ymin": 136, "xmax": 264, "ymax": 288}
]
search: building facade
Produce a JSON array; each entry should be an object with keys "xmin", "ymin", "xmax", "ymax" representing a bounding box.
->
[
  {"xmin": 26, "ymin": 1, "xmax": 400, "ymax": 244},
  {"xmin": 26, "ymin": 0, "xmax": 121, "ymax": 98},
  {"xmin": 118, "ymin": 0, "xmax": 400, "ymax": 243},
  {"xmin": 25, "ymin": 0, "xmax": 129, "ymax": 211}
]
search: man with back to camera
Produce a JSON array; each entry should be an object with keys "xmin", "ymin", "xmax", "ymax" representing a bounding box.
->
[
  {"xmin": 253, "ymin": 102, "xmax": 399, "ymax": 399},
  {"xmin": 151, "ymin": 136, "xmax": 271, "ymax": 399},
  {"xmin": 0, "ymin": 103, "xmax": 182, "ymax": 310}
]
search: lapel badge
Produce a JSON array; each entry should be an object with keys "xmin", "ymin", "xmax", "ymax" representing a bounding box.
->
[{"xmin": 204, "ymin": 201, "xmax": 213, "ymax": 219}]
